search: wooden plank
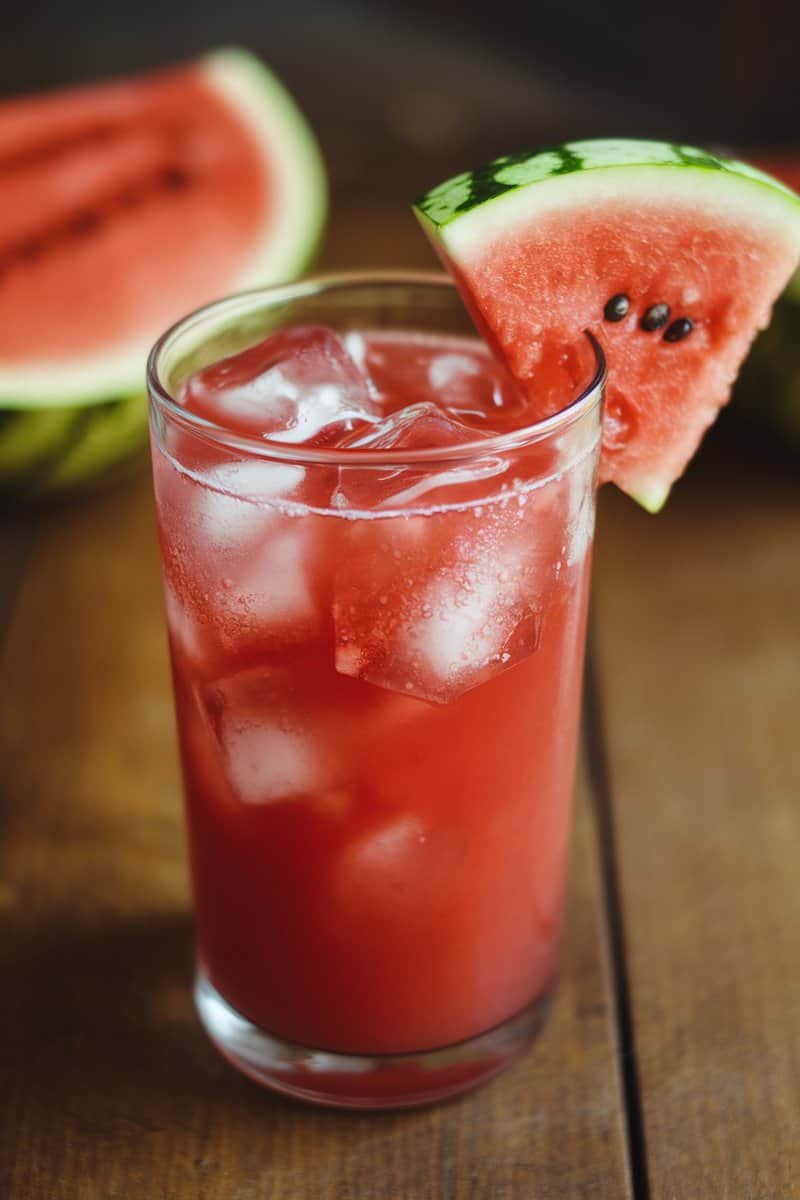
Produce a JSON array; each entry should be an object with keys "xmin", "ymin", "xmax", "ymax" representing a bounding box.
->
[
  {"xmin": 0, "ymin": 509, "xmax": 35, "ymax": 650},
  {"xmin": 592, "ymin": 449, "xmax": 800, "ymax": 1199},
  {"xmin": 0, "ymin": 472, "xmax": 631, "ymax": 1198}
]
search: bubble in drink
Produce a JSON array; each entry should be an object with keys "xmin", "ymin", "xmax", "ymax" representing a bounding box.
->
[{"xmin": 180, "ymin": 325, "xmax": 380, "ymax": 446}]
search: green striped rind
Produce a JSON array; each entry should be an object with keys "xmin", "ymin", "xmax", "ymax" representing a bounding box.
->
[
  {"xmin": 415, "ymin": 140, "xmax": 800, "ymax": 230},
  {"xmin": 0, "ymin": 408, "xmax": 89, "ymax": 487},
  {"xmin": 0, "ymin": 392, "xmax": 150, "ymax": 500}
]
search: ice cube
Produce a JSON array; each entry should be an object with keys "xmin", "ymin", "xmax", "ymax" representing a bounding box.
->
[
  {"xmin": 343, "ymin": 331, "xmax": 369, "ymax": 376},
  {"xmin": 171, "ymin": 486, "xmax": 328, "ymax": 671},
  {"xmin": 334, "ymin": 491, "xmax": 558, "ymax": 703},
  {"xmin": 428, "ymin": 352, "xmax": 496, "ymax": 416},
  {"xmin": 177, "ymin": 680, "xmax": 238, "ymax": 809},
  {"xmin": 181, "ymin": 325, "xmax": 379, "ymax": 446},
  {"xmin": 162, "ymin": 579, "xmax": 206, "ymax": 667},
  {"xmin": 206, "ymin": 460, "xmax": 306, "ymax": 501},
  {"xmin": 230, "ymin": 518, "xmax": 320, "ymax": 631},
  {"xmin": 208, "ymin": 668, "xmax": 340, "ymax": 804},
  {"xmin": 427, "ymin": 350, "xmax": 530, "ymax": 426},
  {"xmin": 193, "ymin": 460, "xmax": 305, "ymax": 548},
  {"xmin": 564, "ymin": 452, "xmax": 596, "ymax": 567},
  {"xmin": 332, "ymin": 816, "xmax": 467, "ymax": 923},
  {"xmin": 333, "ymin": 403, "xmax": 506, "ymax": 510},
  {"xmin": 221, "ymin": 721, "xmax": 325, "ymax": 804},
  {"xmin": 343, "ymin": 402, "xmax": 480, "ymax": 451},
  {"xmin": 406, "ymin": 571, "xmax": 509, "ymax": 682},
  {"xmin": 346, "ymin": 817, "xmax": 426, "ymax": 872}
]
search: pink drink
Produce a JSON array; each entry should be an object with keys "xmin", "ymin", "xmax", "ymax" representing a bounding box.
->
[{"xmin": 148, "ymin": 276, "xmax": 603, "ymax": 1107}]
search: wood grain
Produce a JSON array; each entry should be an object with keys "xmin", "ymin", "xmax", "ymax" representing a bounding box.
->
[
  {"xmin": 0, "ymin": 472, "xmax": 630, "ymax": 1198},
  {"xmin": 0, "ymin": 509, "xmax": 35, "ymax": 647},
  {"xmin": 593, "ymin": 454, "xmax": 800, "ymax": 1199}
]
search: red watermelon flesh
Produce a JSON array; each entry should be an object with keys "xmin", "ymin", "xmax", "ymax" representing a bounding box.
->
[
  {"xmin": 0, "ymin": 49, "xmax": 326, "ymax": 407},
  {"xmin": 0, "ymin": 68, "xmax": 267, "ymax": 363},
  {"xmin": 459, "ymin": 204, "xmax": 794, "ymax": 506},
  {"xmin": 415, "ymin": 143, "xmax": 800, "ymax": 509}
]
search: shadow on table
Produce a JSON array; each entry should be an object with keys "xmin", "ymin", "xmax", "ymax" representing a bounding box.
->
[
  {"xmin": 5, "ymin": 915, "xmax": 215, "ymax": 1116},
  {"xmin": 4, "ymin": 911, "xmax": 473, "ymax": 1194},
  {"xmin": 3, "ymin": 912, "xmax": 435, "ymax": 1145}
]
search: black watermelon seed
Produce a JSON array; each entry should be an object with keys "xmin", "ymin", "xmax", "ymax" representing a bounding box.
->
[
  {"xmin": 603, "ymin": 293, "xmax": 630, "ymax": 322},
  {"xmin": 640, "ymin": 302, "xmax": 671, "ymax": 332},
  {"xmin": 663, "ymin": 316, "xmax": 694, "ymax": 343}
]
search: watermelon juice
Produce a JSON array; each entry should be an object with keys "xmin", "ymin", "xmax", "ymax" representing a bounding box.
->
[{"xmin": 147, "ymin": 275, "xmax": 604, "ymax": 1108}]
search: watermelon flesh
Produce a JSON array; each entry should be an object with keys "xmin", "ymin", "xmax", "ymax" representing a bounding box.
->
[
  {"xmin": 415, "ymin": 142, "xmax": 800, "ymax": 509},
  {"xmin": 0, "ymin": 49, "xmax": 326, "ymax": 500},
  {"xmin": 0, "ymin": 67, "xmax": 269, "ymax": 365},
  {"xmin": 0, "ymin": 49, "xmax": 326, "ymax": 408}
]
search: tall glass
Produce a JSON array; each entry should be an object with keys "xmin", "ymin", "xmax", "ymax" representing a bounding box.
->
[{"xmin": 147, "ymin": 273, "xmax": 604, "ymax": 1109}]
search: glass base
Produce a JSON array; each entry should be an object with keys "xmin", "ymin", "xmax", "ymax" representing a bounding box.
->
[{"xmin": 195, "ymin": 969, "xmax": 555, "ymax": 1110}]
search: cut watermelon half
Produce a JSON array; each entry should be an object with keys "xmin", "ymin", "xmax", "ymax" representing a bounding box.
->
[
  {"xmin": 414, "ymin": 140, "xmax": 800, "ymax": 509},
  {"xmin": 0, "ymin": 49, "xmax": 326, "ymax": 499},
  {"xmin": 0, "ymin": 48, "xmax": 326, "ymax": 409}
]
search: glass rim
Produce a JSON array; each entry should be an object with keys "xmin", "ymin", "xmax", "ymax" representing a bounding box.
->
[{"xmin": 147, "ymin": 270, "xmax": 606, "ymax": 467}]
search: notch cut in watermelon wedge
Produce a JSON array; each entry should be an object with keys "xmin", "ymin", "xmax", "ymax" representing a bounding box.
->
[
  {"xmin": 0, "ymin": 48, "xmax": 326, "ymax": 409},
  {"xmin": 414, "ymin": 140, "xmax": 800, "ymax": 510}
]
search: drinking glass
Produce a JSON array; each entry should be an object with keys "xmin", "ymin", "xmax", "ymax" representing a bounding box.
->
[{"xmin": 147, "ymin": 272, "xmax": 605, "ymax": 1109}]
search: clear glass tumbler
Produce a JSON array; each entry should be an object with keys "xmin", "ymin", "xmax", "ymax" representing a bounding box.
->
[{"xmin": 147, "ymin": 272, "xmax": 605, "ymax": 1109}]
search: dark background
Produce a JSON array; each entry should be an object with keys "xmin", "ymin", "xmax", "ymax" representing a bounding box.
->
[{"xmin": 3, "ymin": 0, "xmax": 797, "ymax": 201}]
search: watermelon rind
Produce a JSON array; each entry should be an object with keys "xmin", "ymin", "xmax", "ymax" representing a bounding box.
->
[
  {"xmin": 0, "ymin": 49, "xmax": 327, "ymax": 410},
  {"xmin": 415, "ymin": 141, "xmax": 800, "ymax": 240},
  {"xmin": 0, "ymin": 395, "xmax": 150, "ymax": 499},
  {"xmin": 0, "ymin": 408, "xmax": 90, "ymax": 487},
  {"xmin": 30, "ymin": 392, "xmax": 150, "ymax": 496},
  {"xmin": 627, "ymin": 478, "xmax": 671, "ymax": 515}
]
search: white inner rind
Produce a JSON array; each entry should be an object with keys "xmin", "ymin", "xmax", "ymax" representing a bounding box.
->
[{"xmin": 0, "ymin": 49, "xmax": 327, "ymax": 407}]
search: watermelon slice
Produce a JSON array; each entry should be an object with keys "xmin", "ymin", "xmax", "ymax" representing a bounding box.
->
[
  {"xmin": 414, "ymin": 140, "xmax": 800, "ymax": 510},
  {"xmin": 0, "ymin": 48, "xmax": 326, "ymax": 497}
]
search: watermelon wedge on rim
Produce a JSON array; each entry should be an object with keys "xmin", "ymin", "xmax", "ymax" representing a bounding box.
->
[{"xmin": 414, "ymin": 140, "xmax": 800, "ymax": 510}]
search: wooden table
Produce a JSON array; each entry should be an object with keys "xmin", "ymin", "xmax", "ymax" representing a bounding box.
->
[{"xmin": 2, "ymin": 202, "xmax": 799, "ymax": 1198}]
